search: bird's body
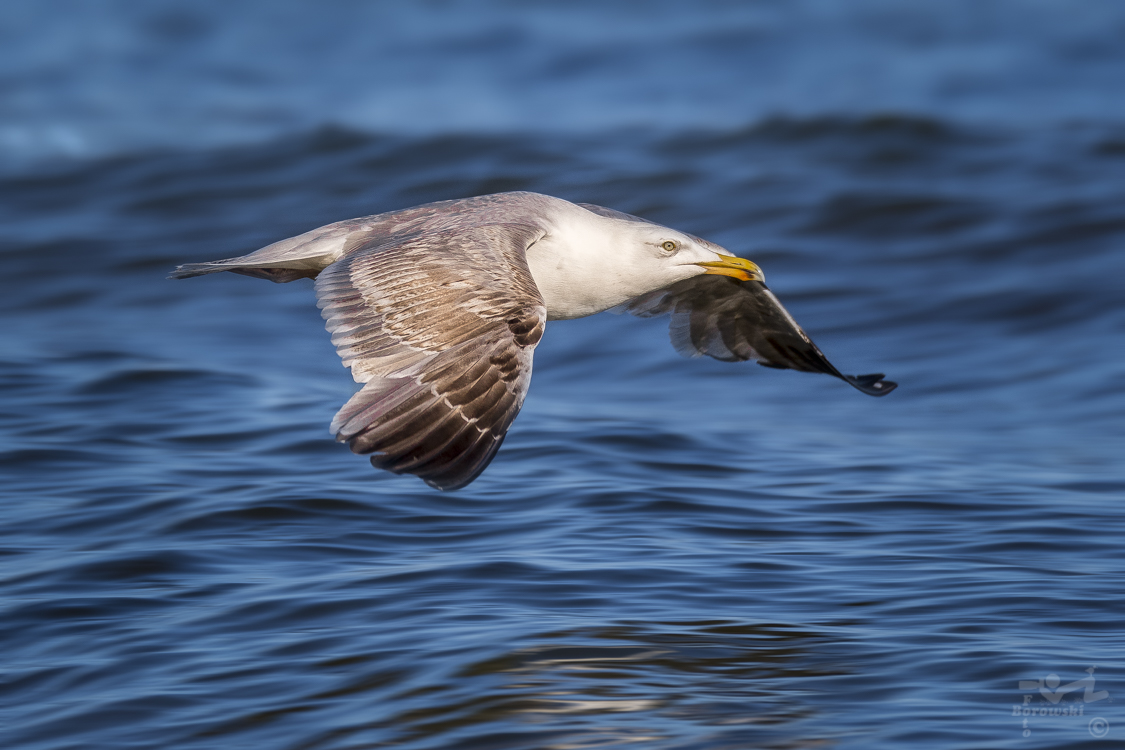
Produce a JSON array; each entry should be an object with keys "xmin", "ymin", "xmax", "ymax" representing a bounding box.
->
[{"xmin": 173, "ymin": 191, "xmax": 894, "ymax": 489}]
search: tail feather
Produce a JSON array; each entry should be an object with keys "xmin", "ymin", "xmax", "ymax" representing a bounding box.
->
[
  {"xmin": 168, "ymin": 263, "xmax": 317, "ymax": 282},
  {"xmin": 169, "ymin": 215, "xmax": 369, "ymax": 282}
]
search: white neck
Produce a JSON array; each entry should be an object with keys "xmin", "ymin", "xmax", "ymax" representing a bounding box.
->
[{"xmin": 524, "ymin": 200, "xmax": 698, "ymax": 320}]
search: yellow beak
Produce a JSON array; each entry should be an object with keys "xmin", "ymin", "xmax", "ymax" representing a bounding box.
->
[{"xmin": 695, "ymin": 254, "xmax": 764, "ymax": 282}]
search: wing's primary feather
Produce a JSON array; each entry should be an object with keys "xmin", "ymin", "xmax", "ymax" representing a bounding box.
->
[
  {"xmin": 315, "ymin": 223, "xmax": 547, "ymax": 489},
  {"xmin": 624, "ymin": 275, "xmax": 896, "ymax": 397}
]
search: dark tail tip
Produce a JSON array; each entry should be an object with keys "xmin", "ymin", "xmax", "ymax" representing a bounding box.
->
[{"xmin": 843, "ymin": 373, "xmax": 897, "ymax": 397}]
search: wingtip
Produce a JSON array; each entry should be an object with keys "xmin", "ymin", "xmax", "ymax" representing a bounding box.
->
[{"xmin": 844, "ymin": 373, "xmax": 897, "ymax": 397}]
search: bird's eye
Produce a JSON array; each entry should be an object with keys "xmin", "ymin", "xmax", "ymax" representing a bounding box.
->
[{"xmin": 661, "ymin": 241, "xmax": 677, "ymax": 252}]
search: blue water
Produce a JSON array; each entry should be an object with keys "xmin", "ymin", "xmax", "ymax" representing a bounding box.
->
[{"xmin": 2, "ymin": 2, "xmax": 1124, "ymax": 749}]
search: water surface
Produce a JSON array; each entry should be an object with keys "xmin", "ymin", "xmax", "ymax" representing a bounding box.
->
[{"xmin": 2, "ymin": 3, "xmax": 1124, "ymax": 749}]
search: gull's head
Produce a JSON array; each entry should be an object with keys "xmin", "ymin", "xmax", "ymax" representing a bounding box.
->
[
  {"xmin": 526, "ymin": 199, "xmax": 765, "ymax": 319},
  {"xmin": 592, "ymin": 208, "xmax": 765, "ymax": 291}
]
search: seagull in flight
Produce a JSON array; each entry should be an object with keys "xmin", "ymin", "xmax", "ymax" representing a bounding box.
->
[{"xmin": 173, "ymin": 192, "xmax": 895, "ymax": 489}]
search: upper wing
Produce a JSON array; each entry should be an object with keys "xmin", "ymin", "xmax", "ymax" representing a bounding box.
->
[
  {"xmin": 315, "ymin": 223, "xmax": 547, "ymax": 490},
  {"xmin": 623, "ymin": 275, "xmax": 896, "ymax": 396},
  {"xmin": 170, "ymin": 192, "xmax": 566, "ymax": 283}
]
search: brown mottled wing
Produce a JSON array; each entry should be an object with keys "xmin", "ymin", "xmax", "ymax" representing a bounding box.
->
[
  {"xmin": 315, "ymin": 223, "xmax": 547, "ymax": 490},
  {"xmin": 624, "ymin": 275, "xmax": 896, "ymax": 397}
]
